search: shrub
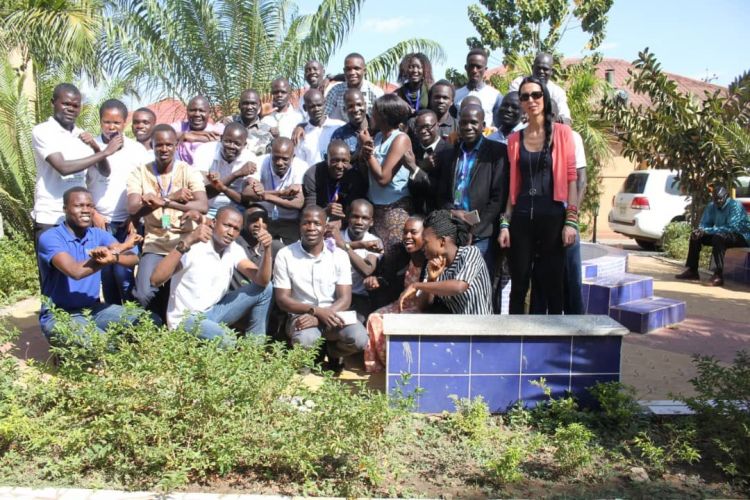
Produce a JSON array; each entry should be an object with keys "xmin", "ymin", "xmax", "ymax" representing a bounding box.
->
[
  {"xmin": 682, "ymin": 351, "xmax": 750, "ymax": 487},
  {"xmin": 0, "ymin": 311, "xmax": 402, "ymax": 492},
  {"xmin": 552, "ymin": 422, "xmax": 596, "ymax": 474},
  {"xmin": 0, "ymin": 235, "xmax": 38, "ymax": 305},
  {"xmin": 662, "ymin": 221, "xmax": 711, "ymax": 269}
]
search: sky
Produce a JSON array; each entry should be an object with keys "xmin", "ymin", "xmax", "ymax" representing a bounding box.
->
[{"xmin": 299, "ymin": 0, "xmax": 750, "ymax": 87}]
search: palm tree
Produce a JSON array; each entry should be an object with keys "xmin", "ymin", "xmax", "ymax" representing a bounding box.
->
[{"xmin": 102, "ymin": 0, "xmax": 445, "ymax": 114}]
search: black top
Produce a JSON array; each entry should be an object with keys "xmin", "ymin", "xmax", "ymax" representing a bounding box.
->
[
  {"xmin": 302, "ymin": 161, "xmax": 369, "ymax": 220},
  {"xmin": 514, "ymin": 136, "xmax": 561, "ymax": 216}
]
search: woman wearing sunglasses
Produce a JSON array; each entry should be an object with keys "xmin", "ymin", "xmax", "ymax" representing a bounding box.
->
[{"xmin": 497, "ymin": 76, "xmax": 578, "ymax": 314}]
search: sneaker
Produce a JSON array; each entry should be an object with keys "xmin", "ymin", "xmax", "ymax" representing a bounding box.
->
[{"xmin": 675, "ymin": 268, "xmax": 700, "ymax": 280}]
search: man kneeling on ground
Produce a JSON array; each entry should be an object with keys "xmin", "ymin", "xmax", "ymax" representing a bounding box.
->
[
  {"xmin": 151, "ymin": 206, "xmax": 273, "ymax": 343},
  {"xmin": 273, "ymin": 205, "xmax": 368, "ymax": 372},
  {"xmin": 38, "ymin": 187, "xmax": 159, "ymax": 345}
]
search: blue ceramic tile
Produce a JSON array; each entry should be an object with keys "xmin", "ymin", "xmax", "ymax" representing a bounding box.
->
[
  {"xmin": 570, "ymin": 374, "xmax": 619, "ymax": 408},
  {"xmin": 471, "ymin": 336, "xmax": 522, "ymax": 374},
  {"xmin": 587, "ymin": 285, "xmax": 610, "ymax": 314},
  {"xmin": 571, "ymin": 336, "xmax": 621, "ymax": 374},
  {"xmin": 470, "ymin": 375, "xmax": 521, "ymax": 413},
  {"xmin": 584, "ymin": 264, "xmax": 598, "ymax": 279},
  {"xmin": 521, "ymin": 337, "xmax": 572, "ymax": 374},
  {"xmin": 420, "ymin": 337, "xmax": 471, "ymax": 375},
  {"xmin": 520, "ymin": 375, "xmax": 570, "ymax": 407},
  {"xmin": 387, "ymin": 335, "xmax": 419, "ymax": 375},
  {"xmin": 418, "ymin": 375, "xmax": 470, "ymax": 413},
  {"xmin": 581, "ymin": 283, "xmax": 591, "ymax": 313},
  {"xmin": 616, "ymin": 309, "xmax": 645, "ymax": 333},
  {"xmin": 646, "ymin": 308, "xmax": 666, "ymax": 332}
]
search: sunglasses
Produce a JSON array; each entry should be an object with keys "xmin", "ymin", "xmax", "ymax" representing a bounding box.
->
[{"xmin": 519, "ymin": 91, "xmax": 544, "ymax": 102}]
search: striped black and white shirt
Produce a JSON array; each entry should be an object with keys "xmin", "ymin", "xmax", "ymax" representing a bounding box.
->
[{"xmin": 428, "ymin": 245, "xmax": 493, "ymax": 314}]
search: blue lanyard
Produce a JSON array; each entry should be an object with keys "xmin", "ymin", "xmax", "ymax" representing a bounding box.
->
[
  {"xmin": 151, "ymin": 162, "xmax": 173, "ymax": 197},
  {"xmin": 327, "ymin": 181, "xmax": 341, "ymax": 203},
  {"xmin": 454, "ymin": 138, "xmax": 482, "ymax": 207},
  {"xmin": 405, "ymin": 87, "xmax": 421, "ymax": 111}
]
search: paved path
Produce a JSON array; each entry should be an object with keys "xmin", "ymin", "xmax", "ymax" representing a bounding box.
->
[
  {"xmin": 0, "ymin": 487, "xmax": 301, "ymax": 499},
  {"xmin": 2, "ymin": 252, "xmax": 748, "ymax": 400}
]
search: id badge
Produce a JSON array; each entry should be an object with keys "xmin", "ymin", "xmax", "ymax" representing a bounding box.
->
[{"xmin": 161, "ymin": 213, "xmax": 171, "ymax": 229}]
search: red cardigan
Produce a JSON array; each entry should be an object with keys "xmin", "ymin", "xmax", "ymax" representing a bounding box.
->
[{"xmin": 507, "ymin": 123, "xmax": 577, "ymax": 206}]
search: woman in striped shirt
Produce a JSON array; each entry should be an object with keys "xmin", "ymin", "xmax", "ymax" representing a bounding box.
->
[{"xmin": 398, "ymin": 210, "xmax": 493, "ymax": 315}]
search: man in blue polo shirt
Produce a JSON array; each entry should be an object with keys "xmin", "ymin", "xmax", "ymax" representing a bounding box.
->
[{"xmin": 38, "ymin": 186, "xmax": 160, "ymax": 345}]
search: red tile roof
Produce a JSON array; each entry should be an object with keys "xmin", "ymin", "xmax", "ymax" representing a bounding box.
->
[
  {"xmin": 147, "ymin": 82, "xmax": 401, "ymax": 125},
  {"xmin": 487, "ymin": 57, "xmax": 727, "ymax": 109}
]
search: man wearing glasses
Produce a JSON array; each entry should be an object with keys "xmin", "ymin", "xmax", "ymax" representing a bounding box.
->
[{"xmin": 404, "ymin": 109, "xmax": 452, "ymax": 215}]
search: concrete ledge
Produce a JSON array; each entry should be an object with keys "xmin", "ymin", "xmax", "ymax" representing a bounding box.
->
[{"xmin": 383, "ymin": 314, "xmax": 629, "ymax": 337}]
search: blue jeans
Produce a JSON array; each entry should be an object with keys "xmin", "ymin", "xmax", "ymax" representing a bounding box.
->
[
  {"xmin": 39, "ymin": 302, "xmax": 161, "ymax": 347},
  {"xmin": 563, "ymin": 233, "xmax": 584, "ymax": 314},
  {"xmin": 473, "ymin": 236, "xmax": 495, "ymax": 276},
  {"xmin": 101, "ymin": 220, "xmax": 138, "ymax": 305},
  {"xmin": 182, "ymin": 282, "xmax": 273, "ymax": 344}
]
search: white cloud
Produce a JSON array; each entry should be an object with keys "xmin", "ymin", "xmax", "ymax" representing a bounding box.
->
[
  {"xmin": 362, "ymin": 17, "xmax": 412, "ymax": 33},
  {"xmin": 598, "ymin": 42, "xmax": 620, "ymax": 51}
]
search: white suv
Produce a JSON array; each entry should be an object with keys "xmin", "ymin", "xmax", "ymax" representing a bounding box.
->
[{"xmin": 608, "ymin": 169, "xmax": 690, "ymax": 249}]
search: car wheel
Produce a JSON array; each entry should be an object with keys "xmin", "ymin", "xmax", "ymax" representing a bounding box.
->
[{"xmin": 635, "ymin": 239, "xmax": 657, "ymax": 250}]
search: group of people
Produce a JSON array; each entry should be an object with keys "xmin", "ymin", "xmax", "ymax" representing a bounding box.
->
[{"xmin": 34, "ymin": 48, "xmax": 593, "ymax": 372}]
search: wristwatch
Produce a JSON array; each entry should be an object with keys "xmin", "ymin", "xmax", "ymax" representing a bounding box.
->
[
  {"xmin": 307, "ymin": 306, "xmax": 316, "ymax": 316},
  {"xmin": 344, "ymin": 242, "xmax": 352, "ymax": 251},
  {"xmin": 175, "ymin": 240, "xmax": 190, "ymax": 254}
]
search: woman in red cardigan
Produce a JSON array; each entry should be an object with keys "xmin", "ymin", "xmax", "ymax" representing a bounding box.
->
[{"xmin": 497, "ymin": 76, "xmax": 578, "ymax": 314}]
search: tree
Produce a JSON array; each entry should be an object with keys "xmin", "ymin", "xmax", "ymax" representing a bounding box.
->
[
  {"xmin": 601, "ymin": 49, "xmax": 750, "ymax": 224},
  {"xmin": 466, "ymin": 0, "xmax": 614, "ymax": 61},
  {"xmin": 103, "ymin": 0, "xmax": 445, "ymax": 115}
]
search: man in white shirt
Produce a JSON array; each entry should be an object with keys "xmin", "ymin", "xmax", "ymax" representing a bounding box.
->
[
  {"xmin": 326, "ymin": 199, "xmax": 381, "ymax": 321},
  {"xmin": 295, "ymin": 88, "xmax": 345, "ymax": 165},
  {"xmin": 131, "ymin": 107, "xmax": 156, "ymax": 163},
  {"xmin": 31, "ymin": 83, "xmax": 123, "ymax": 247},
  {"xmin": 509, "ymin": 52, "xmax": 572, "ymax": 124},
  {"xmin": 87, "ymin": 99, "xmax": 148, "ymax": 304},
  {"xmin": 242, "ymin": 137, "xmax": 307, "ymax": 245},
  {"xmin": 274, "ymin": 205, "xmax": 368, "ymax": 371},
  {"xmin": 454, "ymin": 49, "xmax": 503, "ymax": 129},
  {"xmin": 260, "ymin": 78, "xmax": 304, "ymax": 139},
  {"xmin": 192, "ymin": 122, "xmax": 259, "ymax": 217},
  {"xmin": 151, "ymin": 206, "xmax": 273, "ymax": 344}
]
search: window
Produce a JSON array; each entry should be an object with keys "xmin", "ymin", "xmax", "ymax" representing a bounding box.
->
[{"xmin": 622, "ymin": 173, "xmax": 648, "ymax": 194}]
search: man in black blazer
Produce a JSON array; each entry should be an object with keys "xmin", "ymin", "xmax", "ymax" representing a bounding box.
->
[
  {"xmin": 404, "ymin": 110, "xmax": 453, "ymax": 215},
  {"xmin": 435, "ymin": 104, "xmax": 508, "ymax": 271}
]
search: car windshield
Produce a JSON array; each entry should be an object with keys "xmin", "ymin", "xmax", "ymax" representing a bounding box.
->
[{"xmin": 622, "ymin": 173, "xmax": 648, "ymax": 194}]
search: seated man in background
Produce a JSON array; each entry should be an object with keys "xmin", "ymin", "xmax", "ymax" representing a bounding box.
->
[
  {"xmin": 88, "ymin": 98, "xmax": 147, "ymax": 304},
  {"xmin": 151, "ymin": 206, "xmax": 273, "ymax": 343},
  {"xmin": 127, "ymin": 124, "xmax": 208, "ymax": 317},
  {"xmin": 303, "ymin": 139, "xmax": 368, "ymax": 223},
  {"xmin": 326, "ymin": 199, "xmax": 382, "ymax": 321},
  {"xmin": 38, "ymin": 187, "xmax": 158, "ymax": 345},
  {"xmin": 273, "ymin": 206, "xmax": 368, "ymax": 372},
  {"xmin": 675, "ymin": 184, "xmax": 750, "ymax": 286},
  {"xmin": 192, "ymin": 122, "xmax": 258, "ymax": 217},
  {"xmin": 171, "ymin": 95, "xmax": 224, "ymax": 165},
  {"xmin": 242, "ymin": 137, "xmax": 307, "ymax": 245}
]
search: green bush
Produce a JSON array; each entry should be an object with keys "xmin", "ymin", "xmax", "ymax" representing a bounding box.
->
[
  {"xmin": 683, "ymin": 351, "xmax": 750, "ymax": 488},
  {"xmin": 0, "ymin": 235, "xmax": 38, "ymax": 305},
  {"xmin": 0, "ymin": 311, "xmax": 402, "ymax": 492},
  {"xmin": 662, "ymin": 221, "xmax": 711, "ymax": 269}
]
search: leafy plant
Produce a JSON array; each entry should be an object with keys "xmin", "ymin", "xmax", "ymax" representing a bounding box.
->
[
  {"xmin": 662, "ymin": 221, "xmax": 712, "ymax": 269},
  {"xmin": 0, "ymin": 233, "xmax": 38, "ymax": 304},
  {"xmin": 682, "ymin": 351, "xmax": 750, "ymax": 487},
  {"xmin": 0, "ymin": 311, "xmax": 403, "ymax": 492},
  {"xmin": 553, "ymin": 422, "xmax": 596, "ymax": 474}
]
